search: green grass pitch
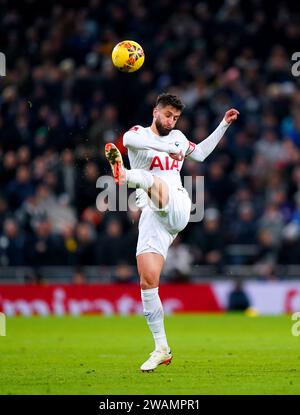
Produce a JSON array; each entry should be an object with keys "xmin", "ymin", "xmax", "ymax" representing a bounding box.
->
[{"xmin": 0, "ymin": 314, "xmax": 299, "ymax": 395}]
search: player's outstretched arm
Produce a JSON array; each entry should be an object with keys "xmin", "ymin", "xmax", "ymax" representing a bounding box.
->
[
  {"xmin": 186, "ymin": 108, "xmax": 240, "ymax": 162},
  {"xmin": 123, "ymin": 128, "xmax": 181, "ymax": 156}
]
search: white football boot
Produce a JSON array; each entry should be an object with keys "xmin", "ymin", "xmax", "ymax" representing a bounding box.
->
[{"xmin": 140, "ymin": 345, "xmax": 173, "ymax": 372}]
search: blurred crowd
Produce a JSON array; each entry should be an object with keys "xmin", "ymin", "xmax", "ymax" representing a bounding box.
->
[{"xmin": 0, "ymin": 0, "xmax": 300, "ymax": 280}]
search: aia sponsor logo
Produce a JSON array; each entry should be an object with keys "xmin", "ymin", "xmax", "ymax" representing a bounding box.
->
[{"xmin": 149, "ymin": 156, "xmax": 180, "ymax": 171}]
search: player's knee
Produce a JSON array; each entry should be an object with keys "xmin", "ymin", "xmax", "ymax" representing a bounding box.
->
[{"xmin": 140, "ymin": 272, "xmax": 159, "ymax": 289}]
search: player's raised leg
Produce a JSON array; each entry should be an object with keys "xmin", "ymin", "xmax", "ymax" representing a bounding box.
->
[
  {"xmin": 137, "ymin": 252, "xmax": 172, "ymax": 372},
  {"xmin": 105, "ymin": 143, "xmax": 169, "ymax": 208}
]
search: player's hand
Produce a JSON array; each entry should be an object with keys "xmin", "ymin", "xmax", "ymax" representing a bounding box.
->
[
  {"xmin": 169, "ymin": 150, "xmax": 184, "ymax": 161},
  {"xmin": 224, "ymin": 108, "xmax": 240, "ymax": 124},
  {"xmin": 168, "ymin": 142, "xmax": 185, "ymax": 161}
]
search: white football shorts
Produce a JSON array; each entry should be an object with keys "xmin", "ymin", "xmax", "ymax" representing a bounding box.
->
[{"xmin": 136, "ymin": 186, "xmax": 191, "ymax": 260}]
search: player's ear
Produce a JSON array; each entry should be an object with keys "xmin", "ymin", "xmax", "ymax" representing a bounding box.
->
[{"xmin": 153, "ymin": 106, "xmax": 158, "ymax": 118}]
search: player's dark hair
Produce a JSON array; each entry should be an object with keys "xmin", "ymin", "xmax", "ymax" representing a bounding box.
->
[{"xmin": 156, "ymin": 93, "xmax": 185, "ymax": 112}]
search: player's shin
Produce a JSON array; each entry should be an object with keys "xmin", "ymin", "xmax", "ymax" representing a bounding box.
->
[
  {"xmin": 126, "ymin": 169, "xmax": 154, "ymax": 191},
  {"xmin": 141, "ymin": 287, "xmax": 169, "ymax": 350}
]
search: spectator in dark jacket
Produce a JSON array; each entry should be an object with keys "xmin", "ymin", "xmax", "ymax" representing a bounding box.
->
[
  {"xmin": 228, "ymin": 281, "xmax": 251, "ymax": 311},
  {"xmin": 0, "ymin": 218, "xmax": 26, "ymax": 265}
]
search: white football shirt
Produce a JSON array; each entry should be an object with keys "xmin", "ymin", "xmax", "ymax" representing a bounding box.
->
[
  {"xmin": 123, "ymin": 120, "xmax": 229, "ymax": 207},
  {"xmin": 123, "ymin": 125, "xmax": 192, "ymax": 188}
]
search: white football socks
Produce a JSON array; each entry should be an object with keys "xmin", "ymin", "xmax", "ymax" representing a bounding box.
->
[
  {"xmin": 126, "ymin": 169, "xmax": 154, "ymax": 191},
  {"xmin": 141, "ymin": 287, "xmax": 169, "ymax": 350}
]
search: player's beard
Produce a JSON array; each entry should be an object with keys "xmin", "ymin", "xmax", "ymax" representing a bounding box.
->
[{"xmin": 155, "ymin": 117, "xmax": 172, "ymax": 136}]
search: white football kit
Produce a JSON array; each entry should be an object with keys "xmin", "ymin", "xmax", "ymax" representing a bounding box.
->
[{"xmin": 123, "ymin": 119, "xmax": 230, "ymax": 259}]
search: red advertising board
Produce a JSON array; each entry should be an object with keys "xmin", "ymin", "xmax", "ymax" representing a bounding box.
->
[{"xmin": 0, "ymin": 284, "xmax": 222, "ymax": 316}]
